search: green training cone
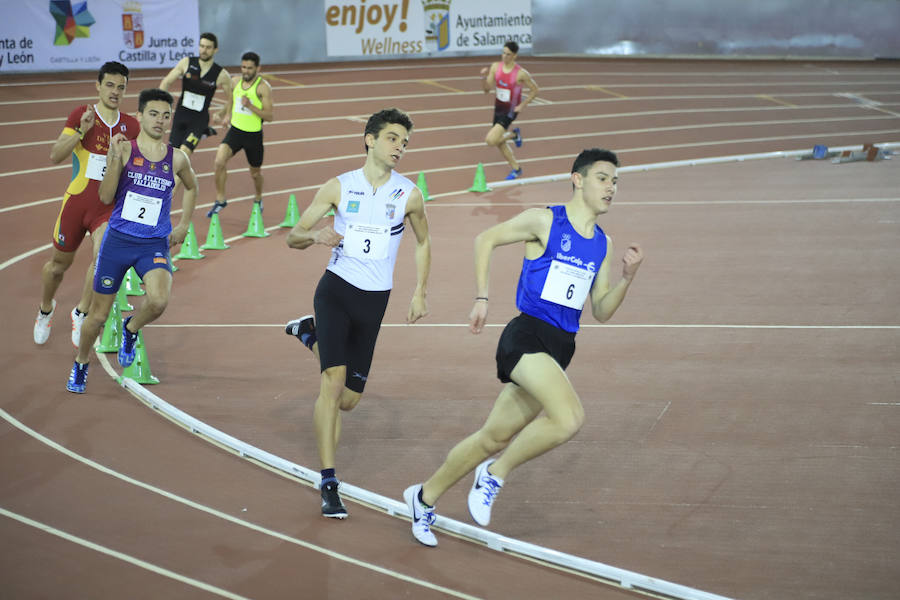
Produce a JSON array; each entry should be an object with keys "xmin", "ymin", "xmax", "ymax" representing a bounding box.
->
[
  {"xmin": 242, "ymin": 201, "xmax": 270, "ymax": 237},
  {"xmin": 121, "ymin": 330, "xmax": 159, "ymax": 384},
  {"xmin": 123, "ymin": 267, "xmax": 145, "ymax": 296},
  {"xmin": 468, "ymin": 163, "xmax": 490, "ymax": 193},
  {"xmin": 416, "ymin": 171, "xmax": 431, "ymax": 202},
  {"xmin": 95, "ymin": 298, "xmax": 122, "ymax": 352},
  {"xmin": 279, "ymin": 193, "xmax": 300, "ymax": 227},
  {"xmin": 200, "ymin": 213, "xmax": 230, "ymax": 250},
  {"xmin": 174, "ymin": 222, "xmax": 204, "ymax": 259},
  {"xmin": 115, "ymin": 280, "xmax": 133, "ymax": 312}
]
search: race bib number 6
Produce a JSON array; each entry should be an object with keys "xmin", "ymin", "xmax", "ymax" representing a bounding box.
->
[
  {"xmin": 540, "ymin": 260, "xmax": 595, "ymax": 309},
  {"xmin": 121, "ymin": 190, "xmax": 162, "ymax": 227},
  {"xmin": 342, "ymin": 223, "xmax": 389, "ymax": 260}
]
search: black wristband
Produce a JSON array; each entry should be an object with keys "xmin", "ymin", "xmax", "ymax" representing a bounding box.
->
[{"xmin": 475, "ymin": 296, "xmax": 488, "ymax": 301}]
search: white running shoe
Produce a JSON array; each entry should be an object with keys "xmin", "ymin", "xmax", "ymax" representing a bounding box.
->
[
  {"xmin": 404, "ymin": 484, "xmax": 437, "ymax": 547},
  {"xmin": 468, "ymin": 459, "xmax": 503, "ymax": 527},
  {"xmin": 33, "ymin": 299, "xmax": 56, "ymax": 345},
  {"xmin": 71, "ymin": 307, "xmax": 86, "ymax": 348}
]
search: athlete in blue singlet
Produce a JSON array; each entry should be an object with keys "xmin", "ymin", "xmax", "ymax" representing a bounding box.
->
[
  {"xmin": 66, "ymin": 88, "xmax": 198, "ymax": 394},
  {"xmin": 404, "ymin": 148, "xmax": 645, "ymax": 547}
]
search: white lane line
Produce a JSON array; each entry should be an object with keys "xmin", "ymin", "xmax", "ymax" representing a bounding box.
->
[
  {"xmin": 0, "ymin": 408, "xmax": 482, "ymax": 600},
  {"xmin": 0, "ymin": 506, "xmax": 250, "ymax": 600},
  {"xmin": 3, "ymin": 102, "xmax": 886, "ymax": 150},
  {"xmin": 139, "ymin": 323, "xmax": 900, "ymax": 330}
]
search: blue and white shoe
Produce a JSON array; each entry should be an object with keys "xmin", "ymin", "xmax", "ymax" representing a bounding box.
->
[
  {"xmin": 512, "ymin": 127, "xmax": 523, "ymax": 148},
  {"xmin": 468, "ymin": 459, "xmax": 503, "ymax": 526},
  {"xmin": 206, "ymin": 200, "xmax": 227, "ymax": 218},
  {"xmin": 404, "ymin": 484, "xmax": 437, "ymax": 547},
  {"xmin": 118, "ymin": 315, "xmax": 138, "ymax": 368},
  {"xmin": 66, "ymin": 361, "xmax": 89, "ymax": 394},
  {"xmin": 285, "ymin": 315, "xmax": 316, "ymax": 351},
  {"xmin": 504, "ymin": 168, "xmax": 523, "ymax": 180}
]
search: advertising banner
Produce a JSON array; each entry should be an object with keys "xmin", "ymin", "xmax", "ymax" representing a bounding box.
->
[
  {"xmin": 324, "ymin": 0, "xmax": 532, "ymax": 58},
  {"xmin": 0, "ymin": 0, "xmax": 199, "ymax": 73}
]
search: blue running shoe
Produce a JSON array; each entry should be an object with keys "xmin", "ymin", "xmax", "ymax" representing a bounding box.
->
[
  {"xmin": 512, "ymin": 127, "xmax": 522, "ymax": 148},
  {"xmin": 118, "ymin": 316, "xmax": 138, "ymax": 368},
  {"xmin": 206, "ymin": 200, "xmax": 227, "ymax": 218},
  {"xmin": 504, "ymin": 168, "xmax": 523, "ymax": 180},
  {"xmin": 66, "ymin": 361, "xmax": 89, "ymax": 394}
]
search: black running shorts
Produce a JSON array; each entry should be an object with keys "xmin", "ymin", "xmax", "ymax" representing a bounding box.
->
[
  {"xmin": 222, "ymin": 126, "xmax": 264, "ymax": 167},
  {"xmin": 313, "ymin": 270, "xmax": 390, "ymax": 393},
  {"xmin": 492, "ymin": 108, "xmax": 517, "ymax": 130},
  {"xmin": 495, "ymin": 312, "xmax": 576, "ymax": 384},
  {"xmin": 169, "ymin": 107, "xmax": 209, "ymax": 151}
]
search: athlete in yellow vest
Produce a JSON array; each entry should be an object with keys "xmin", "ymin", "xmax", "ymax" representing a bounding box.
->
[{"xmin": 209, "ymin": 51, "xmax": 274, "ymax": 217}]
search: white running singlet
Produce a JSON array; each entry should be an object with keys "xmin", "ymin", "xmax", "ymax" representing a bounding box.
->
[{"xmin": 326, "ymin": 168, "xmax": 414, "ymax": 291}]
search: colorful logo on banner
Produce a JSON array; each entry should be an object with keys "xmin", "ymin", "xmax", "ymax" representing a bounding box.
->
[
  {"xmin": 121, "ymin": 1, "xmax": 144, "ymax": 49},
  {"xmin": 49, "ymin": 0, "xmax": 96, "ymax": 46},
  {"xmin": 422, "ymin": 0, "xmax": 450, "ymax": 51}
]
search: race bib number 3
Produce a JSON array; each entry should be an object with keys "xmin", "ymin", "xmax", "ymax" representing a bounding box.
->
[
  {"xmin": 85, "ymin": 152, "xmax": 108, "ymax": 181},
  {"xmin": 121, "ymin": 190, "xmax": 163, "ymax": 227},
  {"xmin": 540, "ymin": 260, "xmax": 595, "ymax": 309},
  {"xmin": 182, "ymin": 90, "xmax": 205, "ymax": 112},
  {"xmin": 495, "ymin": 87, "xmax": 511, "ymax": 102},
  {"xmin": 342, "ymin": 223, "xmax": 389, "ymax": 260}
]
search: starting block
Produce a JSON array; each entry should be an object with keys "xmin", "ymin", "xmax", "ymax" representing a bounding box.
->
[{"xmin": 831, "ymin": 143, "xmax": 894, "ymax": 164}]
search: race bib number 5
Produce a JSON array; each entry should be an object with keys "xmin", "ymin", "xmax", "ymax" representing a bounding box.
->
[
  {"xmin": 540, "ymin": 260, "xmax": 595, "ymax": 309},
  {"xmin": 342, "ymin": 223, "xmax": 389, "ymax": 260},
  {"xmin": 121, "ymin": 190, "xmax": 162, "ymax": 227},
  {"xmin": 85, "ymin": 152, "xmax": 108, "ymax": 181}
]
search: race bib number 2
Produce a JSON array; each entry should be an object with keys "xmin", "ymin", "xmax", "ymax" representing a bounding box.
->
[
  {"xmin": 121, "ymin": 190, "xmax": 162, "ymax": 227},
  {"xmin": 540, "ymin": 260, "xmax": 595, "ymax": 309},
  {"xmin": 342, "ymin": 223, "xmax": 389, "ymax": 260}
]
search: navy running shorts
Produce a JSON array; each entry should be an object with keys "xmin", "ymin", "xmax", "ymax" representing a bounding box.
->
[
  {"xmin": 93, "ymin": 227, "xmax": 172, "ymax": 294},
  {"xmin": 495, "ymin": 312, "xmax": 576, "ymax": 384}
]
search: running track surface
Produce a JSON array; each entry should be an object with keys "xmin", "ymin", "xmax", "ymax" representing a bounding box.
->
[{"xmin": 1, "ymin": 57, "xmax": 899, "ymax": 600}]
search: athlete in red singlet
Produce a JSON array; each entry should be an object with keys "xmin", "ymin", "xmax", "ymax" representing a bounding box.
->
[
  {"xmin": 34, "ymin": 61, "xmax": 140, "ymax": 347},
  {"xmin": 480, "ymin": 41, "xmax": 540, "ymax": 180}
]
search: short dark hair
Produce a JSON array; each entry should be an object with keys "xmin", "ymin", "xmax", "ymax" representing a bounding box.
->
[
  {"xmin": 138, "ymin": 88, "xmax": 174, "ymax": 113},
  {"xmin": 504, "ymin": 41, "xmax": 519, "ymax": 54},
  {"xmin": 363, "ymin": 108, "xmax": 414, "ymax": 152},
  {"xmin": 200, "ymin": 32, "xmax": 218, "ymax": 48},
  {"xmin": 98, "ymin": 61, "xmax": 129, "ymax": 83},
  {"xmin": 571, "ymin": 148, "xmax": 620, "ymax": 175},
  {"xmin": 241, "ymin": 51, "xmax": 260, "ymax": 66}
]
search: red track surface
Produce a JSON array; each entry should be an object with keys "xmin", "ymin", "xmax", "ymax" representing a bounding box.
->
[{"xmin": 2, "ymin": 57, "xmax": 899, "ymax": 599}]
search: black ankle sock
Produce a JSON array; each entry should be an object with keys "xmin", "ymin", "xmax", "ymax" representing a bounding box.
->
[
  {"xmin": 321, "ymin": 468, "xmax": 336, "ymax": 485},
  {"xmin": 417, "ymin": 487, "xmax": 432, "ymax": 508}
]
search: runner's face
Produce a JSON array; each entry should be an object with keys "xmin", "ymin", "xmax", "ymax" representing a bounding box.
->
[
  {"xmin": 241, "ymin": 61, "xmax": 258, "ymax": 82},
  {"xmin": 139, "ymin": 100, "xmax": 172, "ymax": 140},
  {"xmin": 501, "ymin": 47, "xmax": 516, "ymax": 67},
  {"xmin": 576, "ymin": 161, "xmax": 618, "ymax": 214},
  {"xmin": 96, "ymin": 74, "xmax": 127, "ymax": 111},
  {"xmin": 198, "ymin": 38, "xmax": 217, "ymax": 61},
  {"xmin": 368, "ymin": 123, "xmax": 409, "ymax": 168}
]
